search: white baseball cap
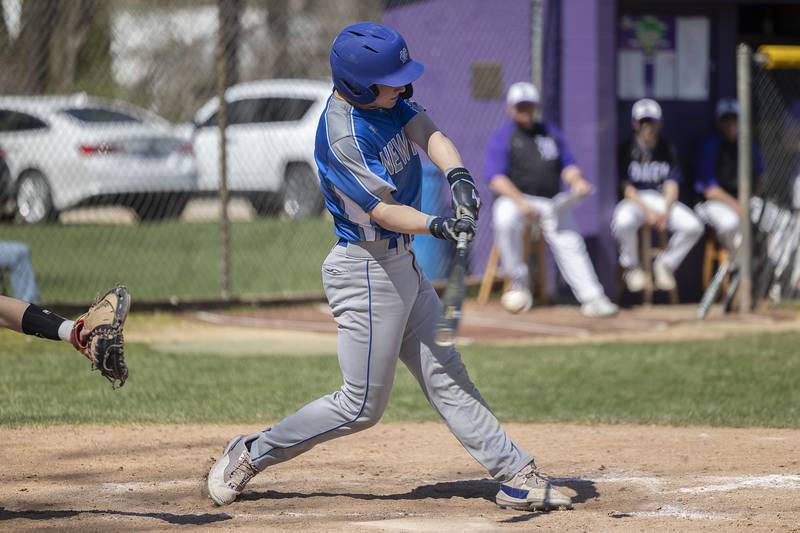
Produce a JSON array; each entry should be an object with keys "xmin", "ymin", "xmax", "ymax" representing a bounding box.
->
[
  {"xmin": 632, "ymin": 98, "xmax": 662, "ymax": 121},
  {"xmin": 507, "ymin": 82, "xmax": 540, "ymax": 106},
  {"xmin": 716, "ymin": 98, "xmax": 740, "ymax": 118}
]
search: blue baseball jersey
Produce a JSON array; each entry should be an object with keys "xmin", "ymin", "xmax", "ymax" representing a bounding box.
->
[
  {"xmin": 314, "ymin": 94, "xmax": 422, "ymax": 242},
  {"xmin": 695, "ymin": 133, "xmax": 764, "ymax": 196}
]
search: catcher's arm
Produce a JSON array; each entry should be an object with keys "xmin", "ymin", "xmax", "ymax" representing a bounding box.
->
[{"xmin": 71, "ymin": 284, "xmax": 131, "ymax": 389}]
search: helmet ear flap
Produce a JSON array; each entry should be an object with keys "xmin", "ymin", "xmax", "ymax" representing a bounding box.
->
[{"xmin": 338, "ymin": 77, "xmax": 376, "ymax": 104}]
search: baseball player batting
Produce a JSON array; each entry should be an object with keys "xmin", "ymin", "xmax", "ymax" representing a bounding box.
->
[{"xmin": 207, "ymin": 22, "xmax": 572, "ymax": 512}]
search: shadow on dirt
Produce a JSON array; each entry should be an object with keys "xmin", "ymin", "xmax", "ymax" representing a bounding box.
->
[
  {"xmin": 0, "ymin": 507, "xmax": 231, "ymax": 525},
  {"xmin": 242, "ymin": 476, "xmax": 598, "ymax": 508}
]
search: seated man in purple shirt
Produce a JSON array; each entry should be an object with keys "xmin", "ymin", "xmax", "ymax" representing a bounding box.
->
[
  {"xmin": 485, "ymin": 82, "xmax": 617, "ymax": 317},
  {"xmin": 694, "ymin": 98, "xmax": 762, "ymax": 255}
]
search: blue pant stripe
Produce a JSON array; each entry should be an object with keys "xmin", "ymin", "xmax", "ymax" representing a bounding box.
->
[{"xmin": 252, "ymin": 260, "xmax": 373, "ymax": 461}]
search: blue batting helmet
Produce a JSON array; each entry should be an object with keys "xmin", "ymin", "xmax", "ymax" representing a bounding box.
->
[{"xmin": 330, "ymin": 22, "xmax": 425, "ymax": 105}]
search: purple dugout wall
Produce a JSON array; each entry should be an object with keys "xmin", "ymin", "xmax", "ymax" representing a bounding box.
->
[
  {"xmin": 383, "ymin": 0, "xmax": 534, "ymax": 277},
  {"xmin": 385, "ymin": 0, "xmax": 751, "ymax": 302}
]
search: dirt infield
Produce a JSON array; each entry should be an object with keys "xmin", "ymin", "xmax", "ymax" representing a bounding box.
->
[
  {"xmin": 1, "ymin": 423, "xmax": 798, "ymax": 531},
  {"xmin": 181, "ymin": 302, "xmax": 800, "ymax": 350}
]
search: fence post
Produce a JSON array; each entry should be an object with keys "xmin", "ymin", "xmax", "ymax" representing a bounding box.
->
[
  {"xmin": 531, "ymin": 0, "xmax": 543, "ymax": 91},
  {"xmin": 216, "ymin": 0, "xmax": 240, "ymax": 301},
  {"xmin": 736, "ymin": 43, "xmax": 752, "ymax": 314}
]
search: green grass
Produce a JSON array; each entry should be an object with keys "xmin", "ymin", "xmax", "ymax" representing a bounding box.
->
[
  {"xmin": 2, "ymin": 218, "xmax": 335, "ymax": 303},
  {"xmin": 1, "ymin": 330, "xmax": 799, "ymax": 427}
]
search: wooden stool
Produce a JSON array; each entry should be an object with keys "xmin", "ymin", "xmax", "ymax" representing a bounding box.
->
[
  {"xmin": 702, "ymin": 231, "xmax": 730, "ymax": 297},
  {"xmin": 640, "ymin": 225, "xmax": 679, "ymax": 305},
  {"xmin": 478, "ymin": 224, "xmax": 547, "ymax": 305}
]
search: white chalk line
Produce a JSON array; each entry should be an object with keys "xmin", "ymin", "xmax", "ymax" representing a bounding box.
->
[
  {"xmin": 101, "ymin": 479, "xmax": 198, "ymax": 492},
  {"xmin": 676, "ymin": 474, "xmax": 800, "ymax": 494},
  {"xmin": 611, "ymin": 505, "xmax": 730, "ymax": 521}
]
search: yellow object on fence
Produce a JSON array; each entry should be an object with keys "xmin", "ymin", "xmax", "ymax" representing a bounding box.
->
[{"xmin": 757, "ymin": 46, "xmax": 800, "ymax": 69}]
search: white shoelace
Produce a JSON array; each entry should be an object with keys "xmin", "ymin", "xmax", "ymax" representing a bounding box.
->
[{"xmin": 228, "ymin": 454, "xmax": 258, "ymax": 490}]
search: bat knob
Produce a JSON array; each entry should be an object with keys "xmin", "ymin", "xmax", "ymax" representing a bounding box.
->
[{"xmin": 434, "ymin": 329, "xmax": 456, "ymax": 347}]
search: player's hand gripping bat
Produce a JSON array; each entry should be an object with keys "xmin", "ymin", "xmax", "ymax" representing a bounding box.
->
[{"xmin": 435, "ymin": 231, "xmax": 469, "ymax": 347}]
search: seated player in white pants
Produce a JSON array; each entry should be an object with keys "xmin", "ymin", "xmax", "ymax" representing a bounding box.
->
[
  {"xmin": 694, "ymin": 99, "xmax": 763, "ymax": 256},
  {"xmin": 613, "ymin": 99, "xmax": 703, "ymax": 292},
  {"xmin": 485, "ymin": 82, "xmax": 618, "ymax": 317}
]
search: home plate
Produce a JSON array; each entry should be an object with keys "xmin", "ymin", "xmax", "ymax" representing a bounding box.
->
[{"xmin": 356, "ymin": 517, "xmax": 494, "ymax": 531}]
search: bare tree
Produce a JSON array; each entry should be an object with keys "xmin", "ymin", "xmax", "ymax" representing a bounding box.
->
[
  {"xmin": 16, "ymin": 0, "xmax": 58, "ymax": 93},
  {"xmin": 0, "ymin": 0, "xmax": 112, "ymax": 95},
  {"xmin": 50, "ymin": 1, "xmax": 113, "ymax": 94},
  {"xmin": 219, "ymin": 0, "xmax": 242, "ymax": 88}
]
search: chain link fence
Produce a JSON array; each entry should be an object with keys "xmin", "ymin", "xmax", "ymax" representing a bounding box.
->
[
  {"xmin": 0, "ymin": 0, "xmax": 544, "ymax": 305},
  {"xmin": 750, "ymin": 51, "xmax": 800, "ymax": 305}
]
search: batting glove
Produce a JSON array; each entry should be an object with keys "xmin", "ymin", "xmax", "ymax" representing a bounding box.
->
[
  {"xmin": 446, "ymin": 167, "xmax": 481, "ymax": 221},
  {"xmin": 428, "ymin": 215, "xmax": 475, "ymax": 242}
]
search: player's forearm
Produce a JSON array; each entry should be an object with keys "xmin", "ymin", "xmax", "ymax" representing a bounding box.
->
[
  {"xmin": 705, "ymin": 185, "xmax": 739, "ymax": 211},
  {"xmin": 561, "ymin": 164, "xmax": 583, "ymax": 186},
  {"xmin": 663, "ymin": 180, "xmax": 679, "ymax": 210},
  {"xmin": 0, "ymin": 295, "xmax": 28, "ymax": 331},
  {"xmin": 427, "ymin": 131, "xmax": 464, "ymax": 171},
  {"xmin": 490, "ymin": 175, "xmax": 526, "ymax": 202},
  {"xmin": 623, "ymin": 184, "xmax": 646, "ymax": 209},
  {"xmin": 404, "ymin": 112, "xmax": 464, "ymax": 171},
  {"xmin": 370, "ymin": 201, "xmax": 432, "ymax": 234}
]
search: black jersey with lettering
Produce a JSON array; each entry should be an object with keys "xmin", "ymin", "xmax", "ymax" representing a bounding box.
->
[{"xmin": 618, "ymin": 137, "xmax": 682, "ymax": 192}]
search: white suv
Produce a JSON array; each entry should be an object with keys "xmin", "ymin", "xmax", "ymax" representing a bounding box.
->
[
  {"xmin": 0, "ymin": 94, "xmax": 197, "ymax": 223},
  {"xmin": 189, "ymin": 79, "xmax": 331, "ymax": 218}
]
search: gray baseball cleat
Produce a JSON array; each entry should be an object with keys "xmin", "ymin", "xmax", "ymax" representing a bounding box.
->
[
  {"xmin": 496, "ymin": 462, "xmax": 572, "ymax": 511},
  {"xmin": 207, "ymin": 435, "xmax": 258, "ymax": 506},
  {"xmin": 653, "ymin": 259, "xmax": 676, "ymax": 291},
  {"xmin": 580, "ymin": 295, "xmax": 619, "ymax": 318}
]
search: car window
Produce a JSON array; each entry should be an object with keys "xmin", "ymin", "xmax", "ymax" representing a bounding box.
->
[
  {"xmin": 0, "ymin": 110, "xmax": 48, "ymax": 132},
  {"xmin": 62, "ymin": 107, "xmax": 142, "ymax": 123},
  {"xmin": 259, "ymin": 98, "xmax": 314, "ymax": 122},
  {"xmin": 200, "ymin": 97, "xmax": 315, "ymax": 128},
  {"xmin": 199, "ymin": 112, "xmax": 218, "ymax": 128}
]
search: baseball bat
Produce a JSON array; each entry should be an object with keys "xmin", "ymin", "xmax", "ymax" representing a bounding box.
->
[
  {"xmin": 435, "ymin": 232, "xmax": 469, "ymax": 347},
  {"xmin": 722, "ymin": 269, "xmax": 741, "ymax": 314},
  {"xmin": 697, "ymin": 259, "xmax": 732, "ymax": 319}
]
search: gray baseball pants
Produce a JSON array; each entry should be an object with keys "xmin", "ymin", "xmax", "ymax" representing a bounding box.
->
[{"xmin": 246, "ymin": 237, "xmax": 532, "ymax": 481}]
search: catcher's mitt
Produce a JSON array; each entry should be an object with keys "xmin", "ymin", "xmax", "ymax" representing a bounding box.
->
[{"xmin": 70, "ymin": 284, "xmax": 130, "ymax": 389}]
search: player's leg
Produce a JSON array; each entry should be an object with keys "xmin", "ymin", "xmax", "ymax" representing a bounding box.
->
[
  {"xmin": 659, "ymin": 200, "xmax": 704, "ymax": 273},
  {"xmin": 0, "ymin": 294, "xmax": 74, "ymax": 341},
  {"xmin": 397, "ymin": 274, "xmax": 571, "ymax": 511},
  {"xmin": 208, "ymin": 246, "xmax": 419, "ymax": 505},
  {"xmin": 492, "ymin": 196, "xmax": 529, "ymax": 291},
  {"xmin": 0, "ymin": 242, "xmax": 41, "ymax": 303},
  {"xmin": 696, "ymin": 200, "xmax": 740, "ymax": 255},
  {"xmin": 533, "ymin": 197, "xmax": 617, "ymax": 316},
  {"xmin": 611, "ymin": 199, "xmax": 646, "ymax": 291}
]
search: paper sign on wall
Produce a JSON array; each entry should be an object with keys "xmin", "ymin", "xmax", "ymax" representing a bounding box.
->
[{"xmin": 617, "ymin": 14, "xmax": 708, "ymax": 101}]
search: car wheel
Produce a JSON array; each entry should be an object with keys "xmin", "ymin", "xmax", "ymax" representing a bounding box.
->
[
  {"xmin": 134, "ymin": 192, "xmax": 189, "ymax": 222},
  {"xmin": 249, "ymin": 192, "xmax": 280, "ymax": 217},
  {"xmin": 0, "ymin": 166, "xmax": 14, "ymax": 220},
  {"xmin": 16, "ymin": 171, "xmax": 55, "ymax": 224},
  {"xmin": 282, "ymin": 164, "xmax": 324, "ymax": 219}
]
